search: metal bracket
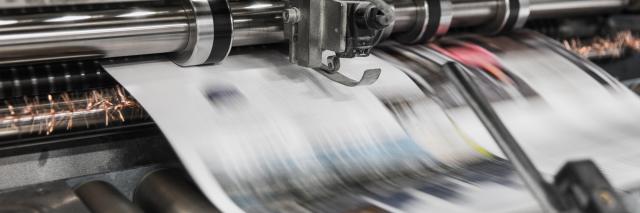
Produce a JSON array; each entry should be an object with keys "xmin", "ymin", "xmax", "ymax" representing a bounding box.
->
[
  {"xmin": 283, "ymin": 0, "xmax": 394, "ymax": 86},
  {"xmin": 314, "ymin": 56, "xmax": 381, "ymax": 86},
  {"xmin": 555, "ymin": 160, "xmax": 629, "ymax": 213}
]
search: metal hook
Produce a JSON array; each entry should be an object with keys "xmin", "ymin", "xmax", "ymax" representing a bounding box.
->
[{"xmin": 315, "ymin": 56, "xmax": 381, "ymax": 87}]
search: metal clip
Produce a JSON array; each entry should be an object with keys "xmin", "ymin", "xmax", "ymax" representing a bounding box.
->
[{"xmin": 315, "ymin": 56, "xmax": 381, "ymax": 87}]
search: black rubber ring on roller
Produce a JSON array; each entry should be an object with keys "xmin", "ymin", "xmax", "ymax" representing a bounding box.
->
[
  {"xmin": 502, "ymin": 0, "xmax": 521, "ymax": 32},
  {"xmin": 417, "ymin": 0, "xmax": 441, "ymax": 43},
  {"xmin": 205, "ymin": 0, "xmax": 233, "ymax": 64}
]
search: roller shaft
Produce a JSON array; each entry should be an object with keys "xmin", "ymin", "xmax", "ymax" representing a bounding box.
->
[
  {"xmin": 134, "ymin": 169, "xmax": 220, "ymax": 213},
  {"xmin": 395, "ymin": 0, "xmax": 627, "ymax": 30},
  {"xmin": 0, "ymin": 60, "xmax": 115, "ymax": 99},
  {"xmin": 0, "ymin": 0, "xmax": 628, "ymax": 65},
  {"xmin": 0, "ymin": 1, "xmax": 283, "ymax": 65},
  {"xmin": 75, "ymin": 181, "xmax": 144, "ymax": 213},
  {"xmin": 529, "ymin": 0, "xmax": 627, "ymax": 18},
  {"xmin": 0, "ymin": 3, "xmax": 189, "ymax": 65},
  {"xmin": 231, "ymin": 1, "xmax": 285, "ymax": 46}
]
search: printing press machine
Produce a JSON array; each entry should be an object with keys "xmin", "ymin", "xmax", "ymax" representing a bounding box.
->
[{"xmin": 0, "ymin": 0, "xmax": 640, "ymax": 212}]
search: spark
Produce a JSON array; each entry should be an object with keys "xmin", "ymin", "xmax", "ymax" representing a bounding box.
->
[
  {"xmin": 564, "ymin": 31, "xmax": 640, "ymax": 58},
  {"xmin": 0, "ymin": 87, "xmax": 144, "ymax": 137}
]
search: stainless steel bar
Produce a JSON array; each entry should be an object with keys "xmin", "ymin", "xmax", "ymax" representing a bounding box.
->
[
  {"xmin": 392, "ymin": 0, "xmax": 419, "ymax": 33},
  {"xmin": 230, "ymin": 0, "xmax": 285, "ymax": 46},
  {"xmin": 449, "ymin": 0, "xmax": 628, "ymax": 26},
  {"xmin": 0, "ymin": 0, "xmax": 162, "ymax": 9},
  {"xmin": 0, "ymin": 1, "xmax": 285, "ymax": 65},
  {"xmin": 0, "ymin": 3, "xmax": 190, "ymax": 65},
  {"xmin": 75, "ymin": 181, "xmax": 144, "ymax": 213},
  {"xmin": 393, "ymin": 0, "xmax": 627, "ymax": 32},
  {"xmin": 529, "ymin": 0, "xmax": 627, "ymax": 19},
  {"xmin": 443, "ymin": 62, "xmax": 568, "ymax": 212},
  {"xmin": 450, "ymin": 0, "xmax": 498, "ymax": 27},
  {"xmin": 134, "ymin": 169, "xmax": 220, "ymax": 213},
  {"xmin": 0, "ymin": 0, "xmax": 629, "ymax": 65},
  {"xmin": 0, "ymin": 61, "xmax": 115, "ymax": 99}
]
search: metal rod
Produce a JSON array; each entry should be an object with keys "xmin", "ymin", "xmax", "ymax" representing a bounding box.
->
[
  {"xmin": 529, "ymin": 0, "xmax": 627, "ymax": 19},
  {"xmin": 396, "ymin": 0, "xmax": 629, "ymax": 31},
  {"xmin": 0, "ymin": 60, "xmax": 115, "ymax": 99},
  {"xmin": 450, "ymin": 0, "xmax": 498, "ymax": 27},
  {"xmin": 230, "ymin": 1, "xmax": 285, "ymax": 46},
  {"xmin": 0, "ymin": 0, "xmax": 628, "ymax": 65},
  {"xmin": 134, "ymin": 169, "xmax": 220, "ymax": 213},
  {"xmin": 0, "ymin": 3, "xmax": 190, "ymax": 65},
  {"xmin": 443, "ymin": 62, "xmax": 568, "ymax": 212},
  {"xmin": 0, "ymin": 0, "xmax": 163, "ymax": 9},
  {"xmin": 75, "ymin": 181, "xmax": 144, "ymax": 213},
  {"xmin": 0, "ymin": 1, "xmax": 284, "ymax": 65},
  {"xmin": 392, "ymin": 0, "xmax": 420, "ymax": 33}
]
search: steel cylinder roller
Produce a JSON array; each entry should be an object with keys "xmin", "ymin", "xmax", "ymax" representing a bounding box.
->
[{"xmin": 0, "ymin": 0, "xmax": 630, "ymax": 68}]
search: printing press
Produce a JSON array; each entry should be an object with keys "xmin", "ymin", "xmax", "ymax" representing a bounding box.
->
[{"xmin": 1, "ymin": 0, "xmax": 640, "ymax": 212}]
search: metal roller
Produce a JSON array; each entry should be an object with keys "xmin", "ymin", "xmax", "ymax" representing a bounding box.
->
[
  {"xmin": 0, "ymin": 2, "xmax": 191, "ymax": 65},
  {"xmin": 449, "ymin": 0, "xmax": 499, "ymax": 27},
  {"xmin": 75, "ymin": 181, "xmax": 144, "ymax": 213},
  {"xmin": 133, "ymin": 169, "xmax": 220, "ymax": 213},
  {"xmin": 0, "ymin": 0, "xmax": 630, "ymax": 66},
  {"xmin": 230, "ymin": 1, "xmax": 285, "ymax": 47},
  {"xmin": 528, "ymin": 0, "xmax": 627, "ymax": 18},
  {"xmin": 0, "ymin": 56, "xmax": 158, "ymax": 140},
  {"xmin": 0, "ymin": 60, "xmax": 114, "ymax": 99},
  {"xmin": 393, "ymin": 0, "xmax": 454, "ymax": 43}
]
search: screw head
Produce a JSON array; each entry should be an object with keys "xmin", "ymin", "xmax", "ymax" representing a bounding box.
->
[
  {"xmin": 283, "ymin": 7, "xmax": 301, "ymax": 24},
  {"xmin": 366, "ymin": 8, "xmax": 392, "ymax": 30}
]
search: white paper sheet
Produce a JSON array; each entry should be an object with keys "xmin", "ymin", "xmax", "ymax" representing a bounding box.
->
[
  {"xmin": 104, "ymin": 51, "xmax": 514, "ymax": 212},
  {"xmin": 105, "ymin": 44, "xmax": 640, "ymax": 212}
]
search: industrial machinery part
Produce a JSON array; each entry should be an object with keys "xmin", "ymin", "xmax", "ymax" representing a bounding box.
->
[
  {"xmin": 0, "ymin": 0, "xmax": 156, "ymax": 9},
  {"xmin": 555, "ymin": 160, "xmax": 629, "ymax": 213},
  {"xmin": 0, "ymin": 58, "xmax": 151, "ymax": 141},
  {"xmin": 75, "ymin": 181, "xmax": 144, "ymax": 213},
  {"xmin": 394, "ymin": 0, "xmax": 453, "ymax": 43},
  {"xmin": 0, "ymin": 182, "xmax": 90, "ymax": 212},
  {"xmin": 282, "ymin": 0, "xmax": 394, "ymax": 86},
  {"xmin": 0, "ymin": 60, "xmax": 115, "ymax": 99},
  {"xmin": 0, "ymin": 0, "xmax": 630, "ymax": 68},
  {"xmin": 133, "ymin": 169, "xmax": 220, "ymax": 213}
]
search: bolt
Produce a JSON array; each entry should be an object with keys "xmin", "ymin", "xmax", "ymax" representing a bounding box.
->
[
  {"xmin": 283, "ymin": 7, "xmax": 302, "ymax": 24},
  {"xmin": 365, "ymin": 7, "xmax": 392, "ymax": 30}
]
